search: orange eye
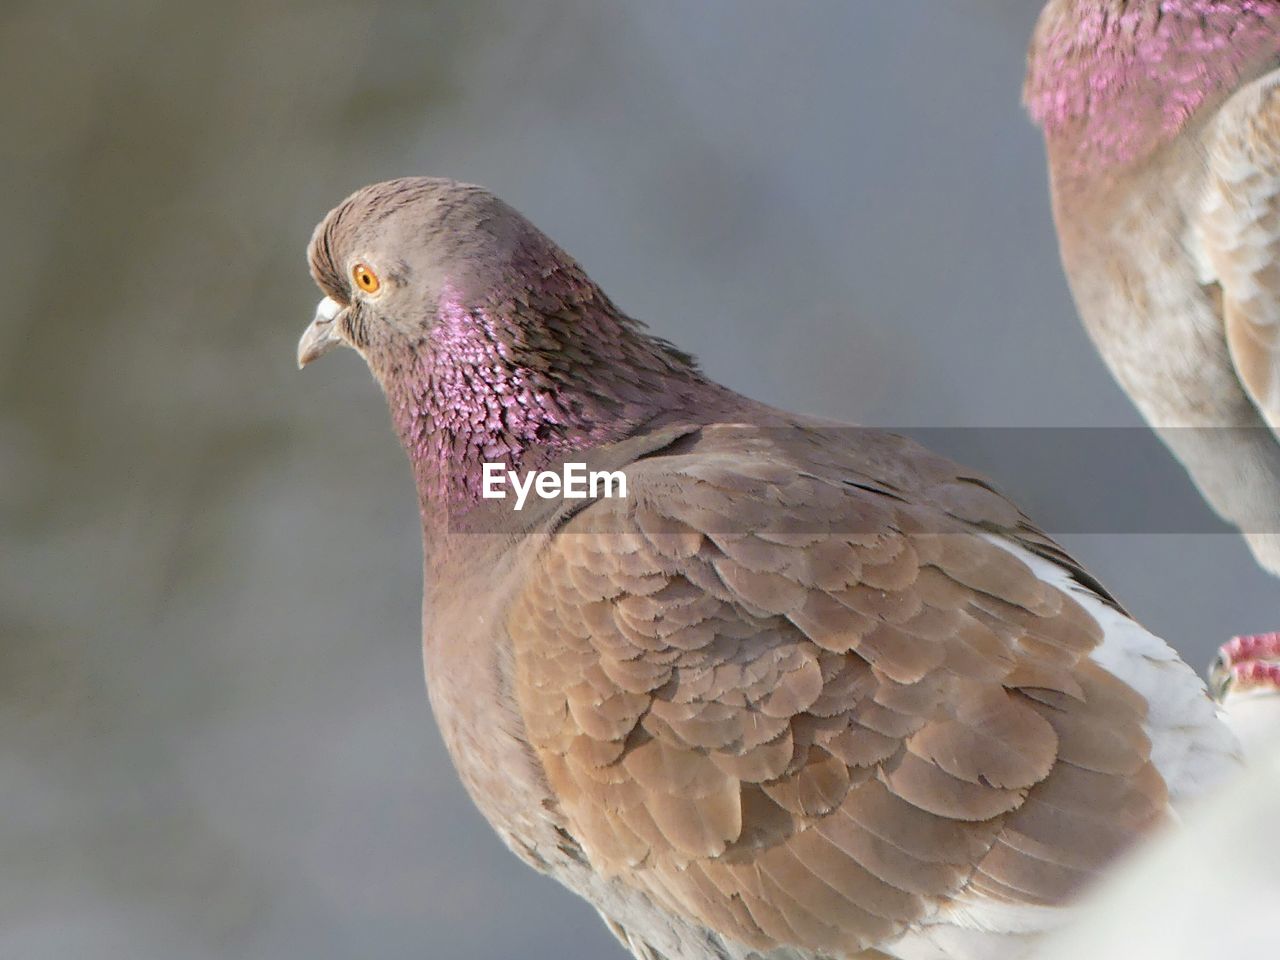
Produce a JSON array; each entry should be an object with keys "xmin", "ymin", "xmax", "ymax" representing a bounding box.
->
[{"xmin": 352, "ymin": 262, "xmax": 381, "ymax": 294}]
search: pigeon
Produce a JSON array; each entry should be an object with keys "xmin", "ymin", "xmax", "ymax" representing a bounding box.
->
[
  {"xmin": 297, "ymin": 177, "xmax": 1241, "ymax": 960},
  {"xmin": 1024, "ymin": 1, "xmax": 1280, "ymax": 576}
]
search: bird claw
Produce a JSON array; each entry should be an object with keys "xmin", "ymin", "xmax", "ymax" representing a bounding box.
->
[{"xmin": 1209, "ymin": 632, "xmax": 1280, "ymax": 702}]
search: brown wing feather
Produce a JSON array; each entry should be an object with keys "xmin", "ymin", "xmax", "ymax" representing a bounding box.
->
[{"xmin": 507, "ymin": 426, "xmax": 1166, "ymax": 956}]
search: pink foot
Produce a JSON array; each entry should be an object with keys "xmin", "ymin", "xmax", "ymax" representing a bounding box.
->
[{"xmin": 1209, "ymin": 632, "xmax": 1280, "ymax": 702}]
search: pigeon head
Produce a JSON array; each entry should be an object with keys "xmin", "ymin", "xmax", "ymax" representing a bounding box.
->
[
  {"xmin": 1025, "ymin": 1, "xmax": 1280, "ymax": 177},
  {"xmin": 299, "ymin": 177, "xmax": 573, "ymax": 368},
  {"xmin": 298, "ymin": 177, "xmax": 711, "ymax": 507}
]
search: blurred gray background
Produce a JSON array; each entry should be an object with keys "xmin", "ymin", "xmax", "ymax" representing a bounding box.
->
[{"xmin": 3, "ymin": 1, "xmax": 1276, "ymax": 958}]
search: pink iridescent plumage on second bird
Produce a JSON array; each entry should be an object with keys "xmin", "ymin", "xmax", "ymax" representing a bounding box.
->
[
  {"xmin": 1027, "ymin": 2, "xmax": 1280, "ymax": 173},
  {"xmin": 1027, "ymin": 1, "xmax": 1280, "ymax": 707}
]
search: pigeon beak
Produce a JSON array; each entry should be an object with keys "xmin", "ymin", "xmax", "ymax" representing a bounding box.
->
[
  {"xmin": 1208, "ymin": 653, "xmax": 1231, "ymax": 702},
  {"xmin": 297, "ymin": 297, "xmax": 347, "ymax": 369}
]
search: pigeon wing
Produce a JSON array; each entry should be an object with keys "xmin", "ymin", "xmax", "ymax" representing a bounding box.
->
[
  {"xmin": 1197, "ymin": 69, "xmax": 1280, "ymax": 433},
  {"xmin": 507, "ymin": 426, "xmax": 1170, "ymax": 957}
]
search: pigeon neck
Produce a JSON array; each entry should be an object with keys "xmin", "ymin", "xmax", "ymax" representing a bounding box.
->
[
  {"xmin": 1026, "ymin": 2, "xmax": 1280, "ymax": 177},
  {"xmin": 380, "ymin": 276, "xmax": 713, "ymax": 519}
]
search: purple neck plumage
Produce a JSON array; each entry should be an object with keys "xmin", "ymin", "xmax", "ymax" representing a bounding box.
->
[
  {"xmin": 377, "ymin": 269, "xmax": 716, "ymax": 518},
  {"xmin": 1026, "ymin": 1, "xmax": 1280, "ymax": 176}
]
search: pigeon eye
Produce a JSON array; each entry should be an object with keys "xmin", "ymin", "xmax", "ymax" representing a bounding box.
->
[{"xmin": 352, "ymin": 262, "xmax": 381, "ymax": 294}]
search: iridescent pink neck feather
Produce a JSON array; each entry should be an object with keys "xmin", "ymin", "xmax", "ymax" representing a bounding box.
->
[
  {"xmin": 371, "ymin": 267, "xmax": 720, "ymax": 516},
  {"xmin": 1026, "ymin": 0, "xmax": 1280, "ymax": 175}
]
